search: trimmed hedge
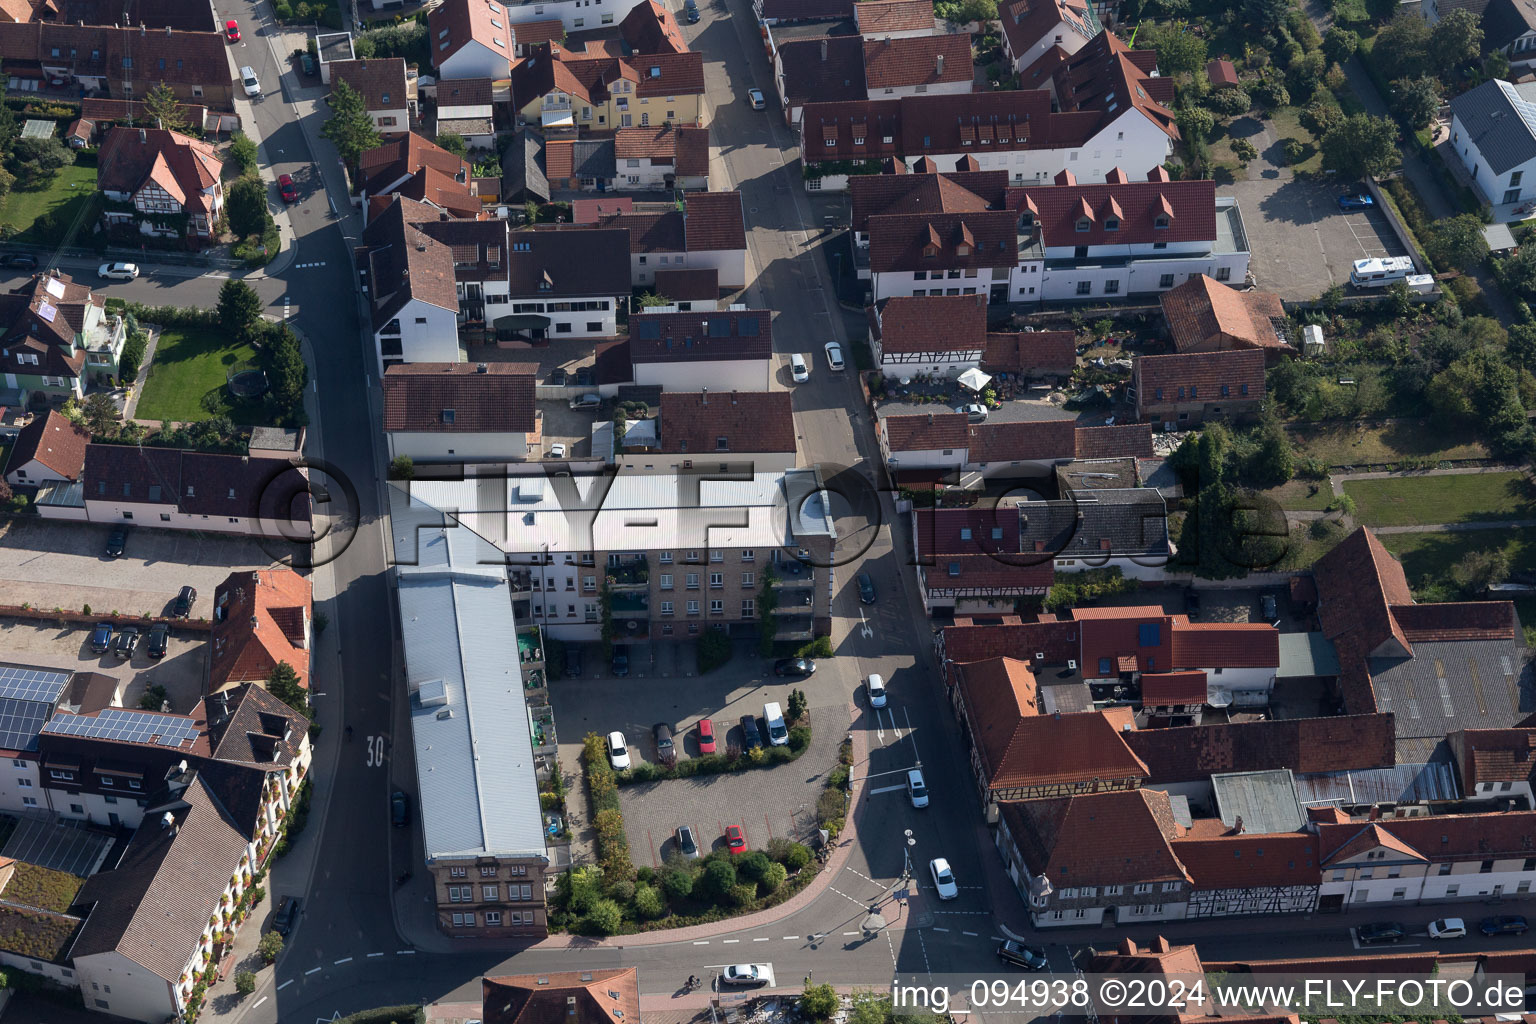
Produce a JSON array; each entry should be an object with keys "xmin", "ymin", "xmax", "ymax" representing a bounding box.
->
[
  {"xmin": 339, "ymin": 1007, "xmax": 426, "ymax": 1024},
  {"xmin": 582, "ymin": 732, "xmax": 634, "ymax": 881},
  {"xmin": 615, "ymin": 723, "xmax": 811, "ymax": 784}
]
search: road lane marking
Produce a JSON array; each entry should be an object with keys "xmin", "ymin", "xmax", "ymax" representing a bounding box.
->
[
  {"xmin": 693, "ymin": 940, "xmax": 710, "ymax": 945},
  {"xmin": 991, "ymin": 936, "xmax": 1003, "ymax": 942},
  {"xmin": 397, "ymin": 950, "xmax": 415, "ymax": 955},
  {"xmin": 754, "ymin": 937, "xmax": 770, "ymax": 942},
  {"xmin": 367, "ymin": 952, "xmax": 384, "ymax": 958},
  {"xmin": 933, "ymin": 927, "xmax": 950, "ymax": 933},
  {"xmin": 963, "ymin": 931, "xmax": 979, "ymax": 937},
  {"xmin": 254, "ymin": 997, "xmax": 268, "ymax": 1009},
  {"xmin": 334, "ymin": 957, "xmax": 352, "ymax": 965},
  {"xmin": 783, "ymin": 935, "xmax": 798, "ymax": 940},
  {"xmin": 868, "ymin": 783, "xmax": 904, "ymax": 795},
  {"xmin": 724, "ymin": 939, "xmax": 740, "ymax": 944},
  {"xmin": 305, "ymin": 967, "xmax": 322, "ymax": 975},
  {"xmin": 843, "ymin": 931, "xmax": 859, "ymax": 936},
  {"xmin": 278, "ymin": 980, "xmax": 293, "ymax": 991}
]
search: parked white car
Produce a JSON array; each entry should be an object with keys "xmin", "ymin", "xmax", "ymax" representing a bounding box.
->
[
  {"xmin": 1428, "ymin": 918, "xmax": 1467, "ymax": 939},
  {"xmin": 546, "ymin": 443, "xmax": 567, "ymax": 459},
  {"xmin": 240, "ymin": 65, "xmax": 261, "ymax": 96},
  {"xmin": 824, "ymin": 342, "xmax": 845, "ymax": 371},
  {"xmin": 790, "ymin": 352, "xmax": 809, "ymax": 383},
  {"xmin": 606, "ymin": 731, "xmax": 631, "ymax": 770},
  {"xmin": 867, "ymin": 673, "xmax": 887, "ymax": 708},
  {"xmin": 98, "ymin": 262, "xmax": 139, "ymax": 281},
  {"xmin": 929, "ymin": 857, "xmax": 958, "ymax": 899},
  {"xmin": 907, "ymin": 768, "xmax": 929, "ymax": 808}
]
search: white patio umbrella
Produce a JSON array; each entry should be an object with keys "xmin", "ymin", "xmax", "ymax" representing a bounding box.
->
[{"xmin": 957, "ymin": 367, "xmax": 993, "ymax": 393}]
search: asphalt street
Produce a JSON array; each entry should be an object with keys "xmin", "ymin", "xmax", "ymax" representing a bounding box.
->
[{"xmin": 9, "ymin": 1, "xmax": 1536, "ymax": 1022}]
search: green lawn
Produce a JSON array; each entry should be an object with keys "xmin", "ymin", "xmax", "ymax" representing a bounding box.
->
[
  {"xmin": 1344, "ymin": 472, "xmax": 1536, "ymax": 528},
  {"xmin": 0, "ymin": 163, "xmax": 99, "ymax": 243},
  {"xmin": 1286, "ymin": 420, "xmax": 1489, "ymax": 468},
  {"xmin": 1252, "ymin": 478, "xmax": 1336, "ymax": 512},
  {"xmin": 135, "ymin": 327, "xmax": 260, "ymax": 424},
  {"xmin": 1379, "ymin": 529, "xmax": 1536, "ymax": 587}
]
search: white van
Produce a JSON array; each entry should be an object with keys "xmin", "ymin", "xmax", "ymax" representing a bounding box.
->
[
  {"xmin": 907, "ymin": 768, "xmax": 929, "ymax": 808},
  {"xmin": 763, "ymin": 701, "xmax": 788, "ymax": 746},
  {"xmin": 240, "ymin": 66, "xmax": 262, "ymax": 97},
  {"xmin": 1349, "ymin": 256, "xmax": 1413, "ymax": 288},
  {"xmin": 867, "ymin": 674, "xmax": 887, "ymax": 708}
]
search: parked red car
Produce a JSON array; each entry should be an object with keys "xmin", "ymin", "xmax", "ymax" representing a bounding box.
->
[
  {"xmin": 697, "ymin": 718, "xmax": 716, "ymax": 754},
  {"xmin": 278, "ymin": 173, "xmax": 297, "ymax": 203},
  {"xmin": 225, "ymin": 19, "xmax": 240, "ymax": 42},
  {"xmin": 725, "ymin": 825, "xmax": 746, "ymax": 855}
]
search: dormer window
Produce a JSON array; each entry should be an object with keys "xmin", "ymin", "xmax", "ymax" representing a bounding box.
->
[
  {"xmin": 956, "ymin": 242, "xmax": 972, "ymax": 256},
  {"xmin": 1020, "ymin": 213, "xmax": 1034, "ymax": 229},
  {"xmin": 1154, "ymin": 214, "xmax": 1170, "ymax": 229},
  {"xmin": 853, "ymin": 135, "xmax": 865, "ymax": 146},
  {"xmin": 1075, "ymin": 217, "xmax": 1091, "ymax": 232},
  {"xmin": 923, "ymin": 244, "xmax": 938, "ymax": 257},
  {"xmin": 443, "ymin": 409, "xmax": 456, "ymax": 424},
  {"xmin": 381, "ymin": 92, "xmax": 390, "ymax": 103},
  {"xmin": 1104, "ymin": 217, "xmax": 1119, "ymax": 231}
]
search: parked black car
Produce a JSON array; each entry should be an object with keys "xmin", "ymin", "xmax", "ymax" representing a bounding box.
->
[
  {"xmin": 1183, "ymin": 588, "xmax": 1201, "ymax": 619},
  {"xmin": 1356, "ymin": 921, "xmax": 1407, "ymax": 945},
  {"xmin": 391, "ymin": 789, "xmax": 410, "ymax": 828},
  {"xmin": 654, "ymin": 722, "xmax": 675, "ymax": 763},
  {"xmin": 773, "ymin": 657, "xmax": 816, "ymax": 678},
  {"xmin": 612, "ymin": 651, "xmax": 630, "ymax": 677},
  {"xmin": 272, "ymin": 895, "xmax": 300, "ymax": 937},
  {"xmin": 112, "ymin": 626, "xmax": 140, "ymax": 659},
  {"xmin": 146, "ymin": 622, "xmax": 170, "ymax": 659},
  {"xmin": 0, "ymin": 254, "xmax": 38, "ymax": 270},
  {"xmin": 105, "ymin": 525, "xmax": 128, "ymax": 558},
  {"xmin": 740, "ymin": 714, "xmax": 763, "ymax": 750},
  {"xmin": 565, "ymin": 645, "xmax": 582, "ymax": 677},
  {"xmin": 90, "ymin": 621, "xmax": 113, "ymax": 654},
  {"xmin": 1481, "ymin": 915, "xmax": 1530, "ymax": 936},
  {"xmin": 996, "ymin": 940, "xmax": 1049, "ymax": 970},
  {"xmin": 857, "ymin": 572, "xmax": 876, "ymax": 605},
  {"xmin": 172, "ymin": 586, "xmax": 197, "ymax": 618}
]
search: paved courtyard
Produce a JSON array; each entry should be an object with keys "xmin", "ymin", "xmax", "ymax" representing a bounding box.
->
[{"xmin": 0, "ymin": 617, "xmax": 208, "ymax": 713}]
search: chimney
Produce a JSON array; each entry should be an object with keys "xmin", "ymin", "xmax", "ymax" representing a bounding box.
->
[
  {"xmin": 250, "ymin": 615, "xmax": 259, "ymax": 628},
  {"xmin": 731, "ymin": 391, "xmax": 738, "ymax": 404},
  {"xmin": 1368, "ymin": 805, "xmax": 1381, "ymax": 821},
  {"xmin": 1118, "ymin": 937, "xmax": 1138, "ymax": 955},
  {"xmin": 1053, "ymin": 709, "xmax": 1061, "ymax": 720},
  {"xmin": 138, "ymin": 128, "xmax": 147, "ymax": 144},
  {"xmin": 820, "ymin": 38, "xmax": 827, "ymax": 61},
  {"xmin": 935, "ymin": 53, "xmax": 943, "ymax": 76},
  {"xmin": 927, "ymin": 411, "xmax": 933, "ymax": 425},
  {"xmin": 165, "ymin": 24, "xmax": 171, "ymax": 35},
  {"xmin": 701, "ymin": 388, "xmax": 708, "ymax": 405},
  {"xmin": 160, "ymin": 811, "xmax": 175, "ymax": 829},
  {"xmin": 140, "ymin": 22, "xmax": 145, "ymax": 32},
  {"xmin": 476, "ymin": 362, "xmax": 489, "ymax": 373},
  {"xmin": 1231, "ymin": 815, "xmax": 1244, "ymax": 835},
  {"xmin": 1150, "ymin": 937, "xmax": 1172, "ymax": 954}
]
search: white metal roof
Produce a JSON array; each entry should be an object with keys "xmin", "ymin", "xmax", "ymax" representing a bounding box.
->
[{"xmin": 391, "ymin": 486, "xmax": 547, "ymax": 862}]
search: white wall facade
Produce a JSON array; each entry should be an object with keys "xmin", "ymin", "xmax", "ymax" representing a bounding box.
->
[
  {"xmin": 1034, "ymin": 255, "xmax": 1248, "ymax": 302},
  {"xmin": 502, "ymin": 0, "xmax": 646, "ymax": 34},
  {"xmin": 0, "ymin": 758, "xmax": 40, "ymax": 816},
  {"xmin": 632, "ymin": 360, "xmax": 770, "ymax": 391},
  {"xmin": 870, "ymin": 267, "xmax": 1012, "ymax": 301},
  {"xmin": 1053, "ymin": 553, "xmax": 1168, "ymax": 580},
  {"xmin": 46, "ymin": 787, "xmax": 147, "ymax": 828},
  {"xmin": 1321, "ymin": 855, "xmax": 1536, "ymax": 906},
  {"xmin": 682, "ymin": 249, "xmax": 747, "ymax": 290},
  {"xmin": 79, "ymin": 500, "xmax": 300, "ymax": 538},
  {"xmin": 1448, "ymin": 111, "xmax": 1536, "ymax": 204},
  {"xmin": 505, "ymin": 297, "xmax": 617, "ymax": 338},
  {"xmin": 377, "ymin": 301, "xmax": 461, "ymax": 373},
  {"xmin": 388, "ymin": 431, "xmax": 532, "ymax": 463},
  {"xmin": 619, "ymin": 451, "xmax": 797, "ymax": 474},
  {"xmin": 871, "ymin": 79, "xmax": 973, "ymax": 100},
  {"xmin": 1194, "ymin": 665, "xmax": 1275, "ymax": 705},
  {"xmin": 368, "ymin": 105, "xmax": 412, "ymax": 133},
  {"xmin": 438, "ymin": 42, "xmax": 513, "ymax": 82},
  {"xmin": 881, "ymin": 445, "xmax": 967, "ymax": 471},
  {"xmin": 73, "ymin": 950, "xmax": 180, "ymax": 1024},
  {"xmin": 1004, "ymin": 17, "xmax": 1086, "ymax": 72},
  {"xmin": 6, "ymin": 458, "xmax": 74, "ymax": 489},
  {"xmin": 1468, "ymin": 780, "xmax": 1535, "ymax": 803}
]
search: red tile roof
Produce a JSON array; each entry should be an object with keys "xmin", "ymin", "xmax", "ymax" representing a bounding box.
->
[
  {"xmin": 1161, "ymin": 275, "xmax": 1290, "ymax": 354},
  {"xmin": 1173, "ymin": 833, "xmax": 1320, "ymax": 890},
  {"xmin": 1389, "ymin": 601, "xmax": 1517, "ymax": 642},
  {"xmin": 1171, "ymin": 622, "xmax": 1280, "ymax": 670},
  {"xmin": 7, "ymin": 410, "xmax": 88, "ymax": 480},
  {"xmin": 629, "ymin": 309, "xmax": 771, "ymax": 361},
  {"xmin": 777, "ymin": 35, "xmax": 867, "ymax": 107},
  {"xmin": 1141, "ymin": 671, "xmax": 1207, "ymax": 705},
  {"xmin": 854, "ymin": 0, "xmax": 935, "ymax": 35},
  {"xmin": 876, "ymin": 294, "xmax": 986, "ymax": 354},
  {"xmin": 614, "ymin": 126, "xmax": 710, "ymax": 177},
  {"xmin": 483, "ymin": 968, "xmax": 639, "ymax": 1024},
  {"xmin": 932, "ymin": 554, "xmax": 1056, "ymax": 593},
  {"xmin": 429, "ymin": 0, "xmax": 512, "ymax": 69},
  {"xmin": 1450, "ymin": 728, "xmax": 1536, "ymax": 792},
  {"xmin": 850, "ymin": 170, "xmax": 1009, "ymax": 230},
  {"xmin": 982, "ymin": 330, "xmax": 1076, "ymax": 376},
  {"xmin": 1123, "ymin": 715, "xmax": 1398, "ymax": 783},
  {"xmin": 1010, "ymin": 174, "xmax": 1216, "ymax": 247},
  {"xmin": 1134, "ymin": 349, "xmax": 1266, "ymax": 406},
  {"xmin": 0, "ymin": 23, "xmax": 231, "ymax": 93},
  {"xmin": 381, "ymin": 363, "xmax": 538, "ymax": 433},
  {"xmin": 683, "ymin": 191, "xmax": 747, "ymax": 251},
  {"xmin": 976, "ymin": 707, "xmax": 1146, "ymax": 789},
  {"xmin": 327, "ymin": 58, "xmax": 410, "ymax": 113},
  {"xmin": 657, "ymin": 392, "xmax": 795, "ymax": 454},
  {"xmin": 572, "ymin": 197, "xmax": 634, "ymax": 223},
  {"xmin": 513, "ymin": 19, "xmax": 566, "ymax": 48},
  {"xmin": 652, "ymin": 267, "xmax": 718, "ymax": 301},
  {"xmin": 1206, "ymin": 58, "xmax": 1239, "ymax": 87},
  {"xmin": 1075, "ymin": 423, "xmax": 1154, "ymax": 459},
  {"xmin": 1316, "ymin": 812, "xmax": 1536, "ymax": 865},
  {"xmin": 632, "ymin": 51, "xmax": 705, "ymax": 97},
  {"xmin": 955, "ymin": 655, "xmax": 1039, "ymax": 764},
  {"xmin": 1312, "ymin": 527, "xmax": 1413, "ymax": 713},
  {"xmin": 999, "ymin": 0, "xmax": 1098, "ymax": 66},
  {"xmin": 941, "ymin": 618, "xmax": 1080, "ymax": 667},
  {"xmin": 1074, "ymin": 607, "xmax": 1174, "ymax": 676},
  {"xmin": 1000, "ymin": 788, "xmax": 1187, "ymax": 885},
  {"xmin": 358, "ymin": 132, "xmax": 475, "ymax": 216},
  {"xmin": 96, "ymin": 126, "xmax": 222, "ymax": 221},
  {"xmin": 620, "ymin": 0, "xmax": 689, "ymax": 55},
  {"xmin": 966, "ymin": 419, "xmax": 1076, "ymax": 463},
  {"xmin": 545, "ymin": 138, "xmax": 575, "ymax": 179},
  {"xmin": 209, "ymin": 568, "xmax": 311, "ymax": 692},
  {"xmin": 862, "ymin": 34, "xmax": 972, "ymax": 90},
  {"xmin": 1053, "ymin": 30, "xmax": 1177, "ymax": 140},
  {"xmin": 881, "ymin": 412, "xmax": 968, "ymax": 451},
  {"xmin": 869, "ymin": 210, "xmax": 1018, "ymax": 273},
  {"xmin": 760, "ymin": 0, "xmax": 854, "ymax": 19}
]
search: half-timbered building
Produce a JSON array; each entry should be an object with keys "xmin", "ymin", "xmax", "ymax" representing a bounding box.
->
[
  {"xmin": 1177, "ymin": 832, "xmax": 1321, "ymax": 919},
  {"xmin": 867, "ymin": 293, "xmax": 987, "ymax": 377}
]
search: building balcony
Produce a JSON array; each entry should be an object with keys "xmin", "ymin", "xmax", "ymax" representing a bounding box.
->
[
  {"xmin": 610, "ymin": 593, "xmax": 649, "ymax": 618},
  {"xmin": 605, "ymin": 557, "xmax": 649, "ymax": 589},
  {"xmin": 530, "ymin": 705, "xmax": 557, "ymax": 755},
  {"xmin": 510, "ymin": 568, "xmax": 533, "ymax": 599},
  {"xmin": 775, "ymin": 611, "xmax": 813, "ymax": 641},
  {"xmin": 769, "ymin": 561, "xmax": 815, "ymax": 587},
  {"xmin": 518, "ymin": 626, "xmax": 545, "ymax": 672}
]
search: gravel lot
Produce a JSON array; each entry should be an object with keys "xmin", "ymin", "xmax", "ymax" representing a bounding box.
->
[{"xmin": 0, "ymin": 616, "xmax": 208, "ymax": 713}]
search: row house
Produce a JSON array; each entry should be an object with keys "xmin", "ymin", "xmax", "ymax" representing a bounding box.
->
[
  {"xmin": 436, "ymin": 76, "xmax": 497, "ymax": 150},
  {"xmin": 328, "ymin": 58, "xmax": 416, "ymax": 135},
  {"xmin": 0, "ymin": 271, "xmax": 127, "ymax": 405},
  {"xmin": 853, "ymin": 0, "xmax": 935, "ymax": 39},
  {"xmin": 0, "ymin": 22, "xmax": 234, "ymax": 106},
  {"xmin": 430, "ymin": 0, "xmax": 654, "ymax": 74},
  {"xmin": 4, "ymin": 409, "xmax": 89, "ymax": 488},
  {"xmin": 861, "ymin": 34, "xmax": 973, "ymax": 99},
  {"xmin": 1175, "ymin": 832, "xmax": 1322, "ymax": 919},
  {"xmin": 614, "ymin": 125, "xmax": 710, "ymax": 190},
  {"xmin": 621, "ymin": 391, "xmax": 797, "ymax": 474},
  {"xmin": 629, "ymin": 308, "xmax": 773, "ymax": 390},
  {"xmin": 96, "ymin": 127, "xmax": 224, "ymax": 244},
  {"xmin": 866, "ymin": 293, "xmax": 1079, "ymax": 382},
  {"xmin": 593, "ymin": 190, "xmax": 748, "ymax": 288},
  {"xmin": 383, "ymin": 362, "xmax": 539, "ymax": 464},
  {"xmin": 877, "ymin": 411, "xmax": 1151, "ymax": 474},
  {"xmin": 801, "ymin": 32, "xmax": 1177, "ymax": 191},
  {"xmin": 543, "ymin": 137, "xmax": 617, "ymax": 192},
  {"xmin": 510, "ymin": 45, "xmax": 705, "ymax": 131},
  {"xmin": 1132, "ymin": 348, "xmax": 1267, "ymax": 427},
  {"xmin": 1075, "ymin": 604, "xmax": 1279, "ymax": 705},
  {"xmin": 1000, "ymin": 0, "xmax": 1100, "ymax": 76},
  {"xmin": 358, "ymin": 132, "xmax": 480, "ymax": 224},
  {"xmin": 39, "ymin": 443, "xmax": 312, "ymax": 539}
]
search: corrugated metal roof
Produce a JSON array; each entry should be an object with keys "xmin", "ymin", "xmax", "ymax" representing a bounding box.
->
[
  {"xmin": 391, "ymin": 487, "xmax": 547, "ymax": 861},
  {"xmin": 1277, "ymin": 631, "xmax": 1341, "ymax": 678},
  {"xmin": 1450, "ymin": 79, "xmax": 1536, "ymax": 176},
  {"xmin": 1294, "ymin": 762, "xmax": 1461, "ymax": 806},
  {"xmin": 1210, "ymin": 769, "xmax": 1305, "ymax": 834}
]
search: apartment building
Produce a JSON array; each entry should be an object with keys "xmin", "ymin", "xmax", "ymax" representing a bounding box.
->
[
  {"xmin": 999, "ymin": 0, "xmax": 1100, "ymax": 74},
  {"xmin": 628, "ymin": 308, "xmax": 773, "ymax": 390},
  {"xmin": 0, "ymin": 271, "xmax": 128, "ymax": 404},
  {"xmin": 0, "ymin": 22, "xmax": 234, "ymax": 106},
  {"xmin": 509, "ymin": 44, "xmax": 705, "ymax": 131},
  {"xmin": 328, "ymin": 58, "xmax": 416, "ymax": 134}
]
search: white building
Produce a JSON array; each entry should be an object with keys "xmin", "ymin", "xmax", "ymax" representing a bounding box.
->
[
  {"xmin": 1315, "ymin": 811, "xmax": 1536, "ymax": 909},
  {"xmin": 629, "ymin": 309, "xmax": 773, "ymax": 391},
  {"xmin": 999, "ymin": 0, "xmax": 1100, "ymax": 74},
  {"xmin": 1447, "ymin": 78, "xmax": 1536, "ymax": 206},
  {"xmin": 429, "ymin": 0, "xmax": 516, "ymax": 79},
  {"xmin": 435, "ymin": 77, "xmax": 498, "ymax": 149},
  {"xmin": 604, "ymin": 191, "xmax": 749, "ymax": 289},
  {"xmin": 327, "ymin": 58, "xmax": 416, "ymax": 135},
  {"xmin": 867, "ymin": 293, "xmax": 987, "ymax": 376},
  {"xmin": 383, "ymin": 362, "xmax": 539, "ymax": 463},
  {"xmin": 4, "ymin": 410, "xmax": 88, "ymax": 489},
  {"xmin": 877, "ymin": 412, "xmax": 970, "ymax": 472}
]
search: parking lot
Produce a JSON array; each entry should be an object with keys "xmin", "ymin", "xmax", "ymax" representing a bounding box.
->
[
  {"xmin": 0, "ymin": 616, "xmax": 208, "ymax": 713},
  {"xmin": 1225, "ymin": 177, "xmax": 1409, "ymax": 301},
  {"xmin": 0, "ymin": 519, "xmax": 292, "ymax": 620}
]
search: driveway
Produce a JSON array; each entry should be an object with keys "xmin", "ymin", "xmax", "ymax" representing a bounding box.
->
[
  {"xmin": 1226, "ymin": 176, "xmax": 1407, "ymax": 301},
  {"xmin": 0, "ymin": 518, "xmax": 294, "ymax": 619},
  {"xmin": 0, "ymin": 616, "xmax": 209, "ymax": 713}
]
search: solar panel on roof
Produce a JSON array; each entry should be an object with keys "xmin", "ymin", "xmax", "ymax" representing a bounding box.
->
[
  {"xmin": 43, "ymin": 707, "xmax": 198, "ymax": 747},
  {"xmin": 637, "ymin": 320, "xmax": 660, "ymax": 339},
  {"xmin": 0, "ymin": 664, "xmax": 71, "ymax": 704},
  {"xmin": 37, "ymin": 302, "xmax": 57, "ymax": 323},
  {"xmin": 0, "ymin": 697, "xmax": 51, "ymax": 752}
]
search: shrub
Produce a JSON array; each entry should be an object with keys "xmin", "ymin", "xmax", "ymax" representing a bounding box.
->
[
  {"xmin": 1231, "ymin": 138, "xmax": 1258, "ymax": 164},
  {"xmin": 235, "ymin": 970, "xmax": 257, "ymax": 996},
  {"xmin": 816, "ymin": 788, "xmax": 846, "ymax": 826},
  {"xmin": 660, "ymin": 867, "xmax": 694, "ymax": 901},
  {"xmin": 258, "ymin": 930, "xmax": 283, "ymax": 964},
  {"xmin": 1283, "ymin": 138, "xmax": 1308, "ymax": 165},
  {"xmin": 700, "ymin": 858, "xmax": 738, "ymax": 899},
  {"xmin": 563, "ymin": 865, "xmax": 603, "ymax": 914},
  {"xmin": 697, "ymin": 629, "xmax": 732, "ymax": 673},
  {"xmin": 801, "ymin": 982, "xmax": 841, "ymax": 1020},
  {"xmin": 633, "ymin": 883, "xmax": 665, "ymax": 919},
  {"xmin": 606, "ymin": 878, "xmax": 636, "ymax": 904},
  {"xmin": 635, "ymin": 865, "xmax": 654, "ymax": 884},
  {"xmin": 788, "ymin": 725, "xmax": 811, "ymax": 752},
  {"xmin": 768, "ymin": 838, "xmax": 811, "ymax": 870},
  {"xmin": 583, "ymin": 898, "xmax": 624, "ymax": 935},
  {"xmin": 1205, "ymin": 87, "xmax": 1252, "ymax": 116},
  {"xmin": 797, "ymin": 635, "xmax": 833, "ymax": 659},
  {"xmin": 737, "ymin": 850, "xmax": 772, "ymax": 882},
  {"xmin": 761, "ymin": 862, "xmax": 789, "ymax": 893}
]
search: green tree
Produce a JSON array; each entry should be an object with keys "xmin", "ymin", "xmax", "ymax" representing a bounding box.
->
[
  {"xmin": 1449, "ymin": 547, "xmax": 1511, "ymax": 596},
  {"xmin": 118, "ymin": 329, "xmax": 147, "ymax": 382},
  {"xmin": 435, "ymin": 131, "xmax": 468, "ymax": 157},
  {"xmin": 226, "ymin": 175, "xmax": 270, "ymax": 237},
  {"xmin": 934, "ymin": 0, "xmax": 996, "ymax": 22},
  {"xmin": 1427, "ymin": 349, "xmax": 1524, "ymax": 429},
  {"xmin": 257, "ymin": 930, "xmax": 284, "ymax": 964},
  {"xmin": 1426, "ymin": 213, "xmax": 1490, "ymax": 271},
  {"xmin": 1150, "ymin": 23, "xmax": 1208, "ymax": 77},
  {"xmin": 1390, "ymin": 75, "xmax": 1440, "ymax": 131},
  {"xmin": 1286, "ymin": 50, "xmax": 1327, "ymax": 102},
  {"xmin": 264, "ymin": 661, "xmax": 309, "ymax": 715},
  {"xmin": 5, "ymin": 137, "xmax": 72, "ymax": 185},
  {"xmin": 1246, "ymin": 422, "xmax": 1294, "ymax": 486},
  {"xmin": 1322, "ymin": 27, "xmax": 1359, "ymax": 66},
  {"xmin": 1320, "ymin": 113, "xmax": 1399, "ymax": 179},
  {"xmin": 265, "ymin": 324, "xmax": 309, "ymax": 410},
  {"xmin": 229, "ymin": 132, "xmax": 259, "ymax": 175},
  {"xmin": 1427, "ymin": 8, "xmax": 1481, "ymax": 82},
  {"xmin": 1300, "ymin": 97, "xmax": 1344, "ymax": 137},
  {"xmin": 1231, "ymin": 138, "xmax": 1258, "ymax": 165},
  {"xmin": 786, "ymin": 687, "xmax": 808, "ymax": 724},
  {"xmin": 584, "ymin": 898, "xmax": 623, "ymax": 935},
  {"xmin": 1374, "ymin": 12, "xmax": 1431, "ymax": 80},
  {"xmin": 1485, "ymin": 50, "xmax": 1513, "ymax": 81},
  {"xmin": 800, "ymin": 982, "xmax": 841, "ymax": 1021},
  {"xmin": 633, "ymin": 883, "xmax": 665, "ymax": 919},
  {"xmin": 1244, "ymin": 0, "xmax": 1288, "ymax": 29},
  {"xmin": 638, "ymin": 292, "xmax": 670, "ymax": 308},
  {"xmin": 321, "ymin": 78, "xmax": 382, "ymax": 172},
  {"xmin": 1175, "ymin": 106, "xmax": 1215, "ymax": 143},
  {"xmin": 389, "ymin": 454, "xmax": 415, "ymax": 480},
  {"xmin": 235, "ymin": 970, "xmax": 257, "ymax": 996},
  {"xmin": 700, "ymin": 858, "xmax": 737, "ymax": 899},
  {"xmin": 138, "ymin": 683, "xmax": 168, "ymax": 710},
  {"xmin": 143, "ymin": 81, "xmax": 189, "ymax": 133},
  {"xmin": 82, "ymin": 392, "xmax": 121, "ymax": 438},
  {"xmin": 761, "ymin": 861, "xmax": 788, "ymax": 892},
  {"xmin": 217, "ymin": 278, "xmax": 263, "ymax": 342}
]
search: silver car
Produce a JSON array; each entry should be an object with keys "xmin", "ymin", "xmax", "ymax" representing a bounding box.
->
[{"xmin": 98, "ymin": 262, "xmax": 139, "ymax": 281}]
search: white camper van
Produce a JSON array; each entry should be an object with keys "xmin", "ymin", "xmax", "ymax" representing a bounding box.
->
[{"xmin": 1349, "ymin": 256, "xmax": 1414, "ymax": 288}]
